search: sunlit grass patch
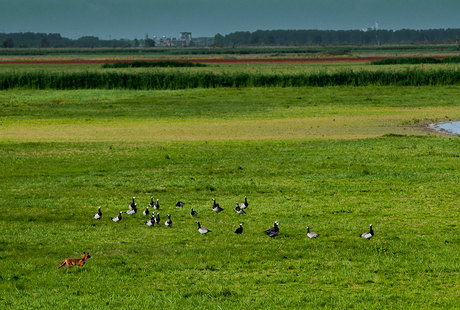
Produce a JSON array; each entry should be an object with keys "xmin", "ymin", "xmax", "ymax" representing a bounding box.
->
[{"xmin": 2, "ymin": 84, "xmax": 460, "ymax": 308}]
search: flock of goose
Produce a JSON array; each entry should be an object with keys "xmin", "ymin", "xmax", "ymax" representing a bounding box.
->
[{"xmin": 93, "ymin": 196, "xmax": 375, "ymax": 239}]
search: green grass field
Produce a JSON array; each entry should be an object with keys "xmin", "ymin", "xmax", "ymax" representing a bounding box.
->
[{"xmin": 1, "ymin": 59, "xmax": 460, "ymax": 309}]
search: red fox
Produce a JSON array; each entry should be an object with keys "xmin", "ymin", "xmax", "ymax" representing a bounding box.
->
[{"xmin": 57, "ymin": 252, "xmax": 91, "ymax": 269}]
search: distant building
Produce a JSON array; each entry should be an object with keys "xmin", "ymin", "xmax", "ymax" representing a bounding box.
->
[
  {"xmin": 362, "ymin": 21, "xmax": 379, "ymax": 32},
  {"xmin": 152, "ymin": 32, "xmax": 211, "ymax": 47},
  {"xmin": 179, "ymin": 32, "xmax": 191, "ymax": 41},
  {"xmin": 177, "ymin": 32, "xmax": 192, "ymax": 46}
]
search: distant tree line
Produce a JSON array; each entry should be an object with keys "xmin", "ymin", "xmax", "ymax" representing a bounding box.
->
[
  {"xmin": 0, "ymin": 32, "xmax": 141, "ymax": 48},
  {"xmin": 3, "ymin": 29, "xmax": 460, "ymax": 50},
  {"xmin": 214, "ymin": 29, "xmax": 460, "ymax": 45}
]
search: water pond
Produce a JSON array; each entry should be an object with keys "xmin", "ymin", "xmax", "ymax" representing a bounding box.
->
[{"xmin": 431, "ymin": 121, "xmax": 460, "ymax": 135}]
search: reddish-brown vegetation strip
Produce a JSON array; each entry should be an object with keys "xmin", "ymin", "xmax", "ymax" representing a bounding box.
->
[{"xmin": 0, "ymin": 57, "xmax": 388, "ymax": 65}]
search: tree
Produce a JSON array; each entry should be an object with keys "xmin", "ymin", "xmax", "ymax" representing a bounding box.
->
[
  {"xmin": 362, "ymin": 35, "xmax": 371, "ymax": 44},
  {"xmin": 264, "ymin": 35, "xmax": 275, "ymax": 45},
  {"xmin": 144, "ymin": 34, "xmax": 155, "ymax": 47},
  {"xmin": 313, "ymin": 35, "xmax": 322, "ymax": 44},
  {"xmin": 39, "ymin": 37, "xmax": 49, "ymax": 48},
  {"xmin": 250, "ymin": 33, "xmax": 260, "ymax": 45},
  {"xmin": 134, "ymin": 38, "xmax": 139, "ymax": 47},
  {"xmin": 144, "ymin": 38, "xmax": 155, "ymax": 47},
  {"xmin": 2, "ymin": 37, "xmax": 14, "ymax": 48},
  {"xmin": 214, "ymin": 33, "xmax": 224, "ymax": 44}
]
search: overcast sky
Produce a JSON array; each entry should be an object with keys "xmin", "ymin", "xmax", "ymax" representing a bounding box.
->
[{"xmin": 1, "ymin": 0, "xmax": 459, "ymax": 40}]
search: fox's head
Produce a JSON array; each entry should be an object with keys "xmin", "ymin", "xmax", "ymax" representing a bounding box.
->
[{"xmin": 83, "ymin": 252, "xmax": 91, "ymax": 259}]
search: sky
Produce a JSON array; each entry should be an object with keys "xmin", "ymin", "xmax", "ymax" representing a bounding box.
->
[{"xmin": 1, "ymin": 0, "xmax": 459, "ymax": 40}]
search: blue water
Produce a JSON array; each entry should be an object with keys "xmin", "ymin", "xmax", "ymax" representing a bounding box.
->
[{"xmin": 434, "ymin": 121, "xmax": 460, "ymax": 135}]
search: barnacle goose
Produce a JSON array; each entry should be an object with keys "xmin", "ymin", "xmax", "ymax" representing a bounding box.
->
[
  {"xmin": 126, "ymin": 207, "xmax": 137, "ymax": 215},
  {"xmin": 240, "ymin": 196, "xmax": 248, "ymax": 209},
  {"xmin": 165, "ymin": 214, "xmax": 173, "ymax": 227},
  {"xmin": 265, "ymin": 221, "xmax": 279, "ymax": 238},
  {"xmin": 212, "ymin": 198, "xmax": 224, "ymax": 212},
  {"xmin": 149, "ymin": 197, "xmax": 155, "ymax": 208},
  {"xmin": 196, "ymin": 221, "xmax": 211, "ymax": 234},
  {"xmin": 154, "ymin": 212, "xmax": 160, "ymax": 224},
  {"xmin": 360, "ymin": 224, "xmax": 374, "ymax": 239},
  {"xmin": 190, "ymin": 207, "xmax": 198, "ymax": 217},
  {"xmin": 94, "ymin": 206, "xmax": 102, "ymax": 220},
  {"xmin": 234, "ymin": 223, "xmax": 243, "ymax": 234},
  {"xmin": 129, "ymin": 197, "xmax": 136, "ymax": 210},
  {"xmin": 153, "ymin": 199, "xmax": 160, "ymax": 210},
  {"xmin": 146, "ymin": 214, "xmax": 155, "ymax": 227},
  {"xmin": 143, "ymin": 206, "xmax": 150, "ymax": 216},
  {"xmin": 112, "ymin": 211, "xmax": 122, "ymax": 222},
  {"xmin": 234, "ymin": 203, "xmax": 246, "ymax": 215},
  {"xmin": 176, "ymin": 201, "xmax": 185, "ymax": 208},
  {"xmin": 126, "ymin": 197, "xmax": 137, "ymax": 214},
  {"xmin": 306, "ymin": 226, "xmax": 319, "ymax": 238}
]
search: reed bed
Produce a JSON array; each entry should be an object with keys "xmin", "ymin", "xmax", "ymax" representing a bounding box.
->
[{"xmin": 1, "ymin": 67, "xmax": 460, "ymax": 90}]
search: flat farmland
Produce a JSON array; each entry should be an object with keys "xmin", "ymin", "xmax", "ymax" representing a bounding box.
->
[{"xmin": 1, "ymin": 56, "xmax": 460, "ymax": 309}]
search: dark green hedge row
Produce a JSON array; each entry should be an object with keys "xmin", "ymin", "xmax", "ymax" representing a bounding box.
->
[
  {"xmin": 101, "ymin": 60, "xmax": 207, "ymax": 68},
  {"xmin": 371, "ymin": 56, "xmax": 460, "ymax": 65},
  {"xmin": 1, "ymin": 69, "xmax": 459, "ymax": 90}
]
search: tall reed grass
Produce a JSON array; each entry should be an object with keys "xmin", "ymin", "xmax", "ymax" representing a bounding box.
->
[{"xmin": 1, "ymin": 68, "xmax": 460, "ymax": 90}]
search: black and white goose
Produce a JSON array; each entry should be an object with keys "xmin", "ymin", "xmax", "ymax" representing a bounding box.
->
[
  {"xmin": 112, "ymin": 211, "xmax": 122, "ymax": 223},
  {"xmin": 265, "ymin": 221, "xmax": 279, "ymax": 238},
  {"xmin": 360, "ymin": 224, "xmax": 374, "ymax": 239},
  {"xmin": 234, "ymin": 203, "xmax": 246, "ymax": 215},
  {"xmin": 129, "ymin": 197, "xmax": 137, "ymax": 210},
  {"xmin": 212, "ymin": 198, "xmax": 224, "ymax": 213},
  {"xmin": 143, "ymin": 206, "xmax": 150, "ymax": 216},
  {"xmin": 176, "ymin": 201, "xmax": 185, "ymax": 208},
  {"xmin": 153, "ymin": 199, "xmax": 160, "ymax": 210},
  {"xmin": 306, "ymin": 226, "xmax": 319, "ymax": 238},
  {"xmin": 94, "ymin": 206, "xmax": 102, "ymax": 220},
  {"xmin": 190, "ymin": 207, "xmax": 198, "ymax": 217},
  {"xmin": 240, "ymin": 196, "xmax": 248, "ymax": 209},
  {"xmin": 146, "ymin": 214, "xmax": 155, "ymax": 227},
  {"xmin": 149, "ymin": 197, "xmax": 155, "ymax": 208},
  {"xmin": 154, "ymin": 212, "xmax": 160, "ymax": 224},
  {"xmin": 196, "ymin": 221, "xmax": 211, "ymax": 235},
  {"xmin": 165, "ymin": 214, "xmax": 173, "ymax": 227},
  {"xmin": 126, "ymin": 207, "xmax": 137, "ymax": 215},
  {"xmin": 234, "ymin": 223, "xmax": 243, "ymax": 234},
  {"xmin": 126, "ymin": 196, "xmax": 137, "ymax": 214}
]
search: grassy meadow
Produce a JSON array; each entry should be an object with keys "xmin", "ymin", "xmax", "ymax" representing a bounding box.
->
[{"xmin": 1, "ymin": 58, "xmax": 460, "ymax": 309}]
